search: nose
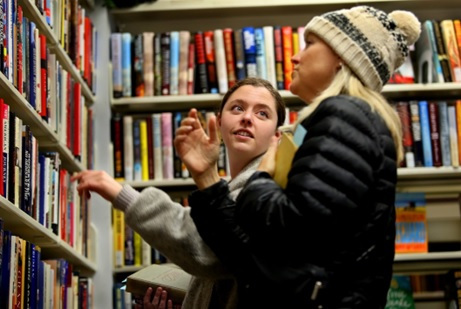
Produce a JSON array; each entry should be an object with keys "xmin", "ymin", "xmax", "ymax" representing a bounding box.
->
[{"xmin": 241, "ymin": 111, "xmax": 252, "ymax": 125}]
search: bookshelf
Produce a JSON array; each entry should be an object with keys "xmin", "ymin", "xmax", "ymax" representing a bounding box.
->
[
  {"xmin": 107, "ymin": 0, "xmax": 461, "ymax": 306},
  {"xmin": 0, "ymin": 0, "xmax": 97, "ymax": 306}
]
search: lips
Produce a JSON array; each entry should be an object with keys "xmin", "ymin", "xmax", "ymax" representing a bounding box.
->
[{"xmin": 234, "ymin": 129, "xmax": 254, "ymax": 138}]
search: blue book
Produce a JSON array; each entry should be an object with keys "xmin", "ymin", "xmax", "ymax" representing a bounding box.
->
[
  {"xmin": 29, "ymin": 22, "xmax": 37, "ymax": 109},
  {"xmin": 0, "ymin": 230, "xmax": 11, "ymax": 308},
  {"xmin": 418, "ymin": 101, "xmax": 433, "ymax": 167},
  {"xmin": 29, "ymin": 243, "xmax": 37, "ymax": 309},
  {"xmin": 254, "ymin": 28, "xmax": 267, "ymax": 79},
  {"xmin": 121, "ymin": 33, "xmax": 132, "ymax": 97},
  {"xmin": 242, "ymin": 27, "xmax": 257, "ymax": 77},
  {"xmin": 169, "ymin": 31, "xmax": 180, "ymax": 95},
  {"xmin": 37, "ymin": 260, "xmax": 44, "ymax": 309}
]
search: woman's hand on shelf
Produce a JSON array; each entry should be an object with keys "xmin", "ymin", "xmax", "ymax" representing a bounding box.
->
[{"xmin": 71, "ymin": 170, "xmax": 123, "ymax": 202}]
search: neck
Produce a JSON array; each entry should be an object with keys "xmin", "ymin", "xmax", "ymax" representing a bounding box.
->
[{"xmin": 228, "ymin": 153, "xmax": 251, "ymax": 179}]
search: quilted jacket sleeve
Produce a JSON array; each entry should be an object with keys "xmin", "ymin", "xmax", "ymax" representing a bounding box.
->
[{"xmin": 190, "ymin": 95, "xmax": 397, "ymax": 285}]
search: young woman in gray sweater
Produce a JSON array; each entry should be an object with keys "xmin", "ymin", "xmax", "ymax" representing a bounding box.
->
[{"xmin": 72, "ymin": 77, "xmax": 286, "ymax": 308}]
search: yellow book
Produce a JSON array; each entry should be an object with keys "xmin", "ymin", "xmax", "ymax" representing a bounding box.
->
[
  {"xmin": 273, "ymin": 131, "xmax": 298, "ymax": 189},
  {"xmin": 292, "ymin": 31, "xmax": 299, "ymax": 55},
  {"xmin": 126, "ymin": 263, "xmax": 192, "ymax": 303},
  {"xmin": 112, "ymin": 208, "xmax": 125, "ymax": 267},
  {"xmin": 134, "ymin": 231, "xmax": 142, "ymax": 266},
  {"xmin": 139, "ymin": 120, "xmax": 149, "ymax": 181}
]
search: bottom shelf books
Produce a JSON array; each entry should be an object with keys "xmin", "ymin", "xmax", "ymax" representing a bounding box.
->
[
  {"xmin": 386, "ymin": 275, "xmax": 416, "ymax": 309},
  {"xmin": 125, "ymin": 263, "xmax": 192, "ymax": 303}
]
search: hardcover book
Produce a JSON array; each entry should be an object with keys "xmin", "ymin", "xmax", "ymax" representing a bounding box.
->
[{"xmin": 126, "ymin": 263, "xmax": 191, "ymax": 303}]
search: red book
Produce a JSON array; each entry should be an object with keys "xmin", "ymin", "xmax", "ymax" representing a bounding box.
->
[
  {"xmin": 84, "ymin": 17, "xmax": 93, "ymax": 88},
  {"xmin": 0, "ymin": 98, "xmax": 4, "ymax": 196},
  {"xmin": 194, "ymin": 32, "xmax": 208, "ymax": 93},
  {"xmin": 223, "ymin": 28, "xmax": 237, "ymax": 88},
  {"xmin": 16, "ymin": 6, "xmax": 23, "ymax": 94},
  {"xmin": 59, "ymin": 169, "xmax": 68, "ymax": 241},
  {"xmin": 281, "ymin": 26, "xmax": 293, "ymax": 90},
  {"xmin": 40, "ymin": 34, "xmax": 47, "ymax": 119},
  {"xmin": 395, "ymin": 102, "xmax": 415, "ymax": 168},
  {"xmin": 203, "ymin": 31, "xmax": 218, "ymax": 93}
]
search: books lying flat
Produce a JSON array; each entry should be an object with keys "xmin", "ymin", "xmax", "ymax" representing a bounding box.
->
[{"xmin": 126, "ymin": 263, "xmax": 192, "ymax": 303}]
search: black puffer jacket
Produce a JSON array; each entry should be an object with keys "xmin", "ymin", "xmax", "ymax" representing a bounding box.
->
[{"xmin": 190, "ymin": 95, "xmax": 397, "ymax": 309}]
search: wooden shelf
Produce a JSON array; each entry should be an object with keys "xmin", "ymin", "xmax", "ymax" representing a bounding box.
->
[
  {"xmin": 0, "ymin": 72, "xmax": 83, "ymax": 172},
  {"xmin": 18, "ymin": 0, "xmax": 95, "ymax": 105},
  {"xmin": 0, "ymin": 196, "xmax": 96, "ymax": 276},
  {"xmin": 113, "ymin": 265, "xmax": 147, "ymax": 274},
  {"xmin": 394, "ymin": 252, "xmax": 461, "ymax": 272},
  {"xmin": 110, "ymin": 83, "xmax": 461, "ymax": 113}
]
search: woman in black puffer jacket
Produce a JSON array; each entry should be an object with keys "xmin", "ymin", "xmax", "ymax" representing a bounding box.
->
[{"xmin": 175, "ymin": 5, "xmax": 421, "ymax": 309}]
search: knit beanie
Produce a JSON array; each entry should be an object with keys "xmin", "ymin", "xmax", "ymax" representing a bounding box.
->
[{"xmin": 304, "ymin": 6, "xmax": 421, "ymax": 91}]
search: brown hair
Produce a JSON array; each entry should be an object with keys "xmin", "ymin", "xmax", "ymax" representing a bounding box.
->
[{"xmin": 219, "ymin": 77, "xmax": 286, "ymax": 127}]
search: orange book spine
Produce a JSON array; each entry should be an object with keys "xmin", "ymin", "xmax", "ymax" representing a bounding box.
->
[
  {"xmin": 223, "ymin": 28, "xmax": 237, "ymax": 88},
  {"xmin": 281, "ymin": 26, "xmax": 293, "ymax": 90}
]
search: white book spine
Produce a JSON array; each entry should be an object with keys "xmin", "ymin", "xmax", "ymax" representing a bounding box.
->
[
  {"xmin": 143, "ymin": 32, "xmax": 155, "ymax": 96},
  {"xmin": 213, "ymin": 29, "xmax": 228, "ymax": 94},
  {"xmin": 263, "ymin": 26, "xmax": 277, "ymax": 87},
  {"xmin": 448, "ymin": 105, "xmax": 459, "ymax": 167}
]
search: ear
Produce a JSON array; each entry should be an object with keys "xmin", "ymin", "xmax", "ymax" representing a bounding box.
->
[
  {"xmin": 275, "ymin": 130, "xmax": 282, "ymax": 141},
  {"xmin": 217, "ymin": 113, "xmax": 222, "ymax": 128}
]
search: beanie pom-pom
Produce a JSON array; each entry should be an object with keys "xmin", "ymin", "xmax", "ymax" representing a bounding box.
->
[{"xmin": 389, "ymin": 10, "xmax": 421, "ymax": 45}]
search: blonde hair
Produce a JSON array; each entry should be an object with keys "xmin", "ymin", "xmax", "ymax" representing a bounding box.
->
[{"xmin": 296, "ymin": 66, "xmax": 403, "ymax": 164}]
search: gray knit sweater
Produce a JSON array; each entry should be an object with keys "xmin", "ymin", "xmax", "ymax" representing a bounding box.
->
[{"xmin": 113, "ymin": 156, "xmax": 262, "ymax": 309}]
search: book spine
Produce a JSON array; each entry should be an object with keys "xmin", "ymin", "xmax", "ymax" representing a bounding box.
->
[
  {"xmin": 223, "ymin": 28, "xmax": 236, "ymax": 88},
  {"xmin": 187, "ymin": 36, "xmax": 195, "ymax": 95},
  {"xmin": 440, "ymin": 20, "xmax": 461, "ymax": 82},
  {"xmin": 121, "ymin": 32, "xmax": 132, "ymax": 97},
  {"xmin": 273, "ymin": 26, "xmax": 284, "ymax": 90},
  {"xmin": 110, "ymin": 33, "xmax": 122, "ymax": 98},
  {"xmin": 139, "ymin": 119, "xmax": 149, "ymax": 181},
  {"xmin": 203, "ymin": 30, "xmax": 218, "ymax": 94},
  {"xmin": 132, "ymin": 119, "xmax": 142, "ymax": 181},
  {"xmin": 152, "ymin": 113, "xmax": 163, "ymax": 180},
  {"xmin": 428, "ymin": 101, "xmax": 442, "ymax": 167},
  {"xmin": 418, "ymin": 101, "xmax": 433, "ymax": 167},
  {"xmin": 281, "ymin": 26, "xmax": 293, "ymax": 90},
  {"xmin": 160, "ymin": 32, "xmax": 171, "ymax": 95},
  {"xmin": 142, "ymin": 32, "xmax": 155, "ymax": 96},
  {"xmin": 242, "ymin": 27, "xmax": 256, "ymax": 78},
  {"xmin": 233, "ymin": 28, "xmax": 246, "ymax": 81},
  {"xmin": 437, "ymin": 101, "xmax": 452, "ymax": 166},
  {"xmin": 448, "ymin": 104, "xmax": 460, "ymax": 167},
  {"xmin": 432, "ymin": 20, "xmax": 453, "ymax": 82},
  {"xmin": 154, "ymin": 33, "xmax": 162, "ymax": 96},
  {"xmin": 395, "ymin": 102, "xmax": 415, "ymax": 168},
  {"xmin": 169, "ymin": 31, "xmax": 179, "ymax": 96},
  {"xmin": 146, "ymin": 116, "xmax": 154, "ymax": 180},
  {"xmin": 254, "ymin": 27, "xmax": 267, "ymax": 80},
  {"xmin": 194, "ymin": 31, "xmax": 208, "ymax": 94},
  {"xmin": 161, "ymin": 112, "xmax": 173, "ymax": 180},
  {"xmin": 133, "ymin": 34, "xmax": 144, "ymax": 97},
  {"xmin": 178, "ymin": 31, "xmax": 190, "ymax": 95},
  {"xmin": 263, "ymin": 26, "xmax": 276, "ymax": 87},
  {"xmin": 213, "ymin": 29, "xmax": 227, "ymax": 94}
]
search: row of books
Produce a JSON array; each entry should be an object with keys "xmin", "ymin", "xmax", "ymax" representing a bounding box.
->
[
  {"xmin": 0, "ymin": 100, "xmax": 91, "ymax": 255},
  {"xmin": 110, "ymin": 25, "xmax": 305, "ymax": 98},
  {"xmin": 0, "ymin": 220, "xmax": 94, "ymax": 309},
  {"xmin": 386, "ymin": 271, "xmax": 461, "ymax": 308},
  {"xmin": 0, "ymin": 0, "xmax": 96, "ymax": 96},
  {"xmin": 394, "ymin": 100, "xmax": 461, "ymax": 168},
  {"xmin": 112, "ymin": 209, "xmax": 167, "ymax": 268},
  {"xmin": 111, "ymin": 111, "xmax": 228, "ymax": 182},
  {"xmin": 415, "ymin": 19, "xmax": 461, "ymax": 84}
]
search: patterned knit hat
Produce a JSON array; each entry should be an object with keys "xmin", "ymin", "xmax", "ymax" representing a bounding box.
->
[{"xmin": 305, "ymin": 6, "xmax": 421, "ymax": 91}]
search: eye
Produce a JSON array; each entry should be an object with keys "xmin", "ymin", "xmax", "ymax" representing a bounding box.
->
[
  {"xmin": 257, "ymin": 110, "xmax": 269, "ymax": 118},
  {"xmin": 231, "ymin": 105, "xmax": 244, "ymax": 112}
]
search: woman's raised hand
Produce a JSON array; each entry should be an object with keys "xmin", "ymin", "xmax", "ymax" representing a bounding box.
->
[{"xmin": 174, "ymin": 108, "xmax": 221, "ymax": 189}]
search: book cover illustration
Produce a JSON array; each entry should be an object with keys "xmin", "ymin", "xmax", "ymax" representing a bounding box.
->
[
  {"xmin": 385, "ymin": 275, "xmax": 415, "ymax": 309},
  {"xmin": 395, "ymin": 192, "xmax": 428, "ymax": 254}
]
